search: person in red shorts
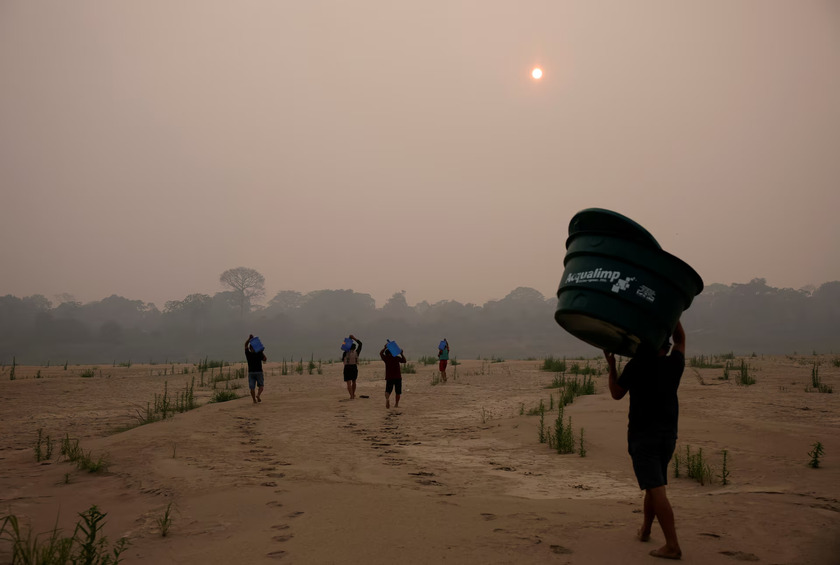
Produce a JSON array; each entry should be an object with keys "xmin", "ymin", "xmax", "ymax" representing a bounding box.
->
[{"xmin": 437, "ymin": 338, "xmax": 450, "ymax": 383}]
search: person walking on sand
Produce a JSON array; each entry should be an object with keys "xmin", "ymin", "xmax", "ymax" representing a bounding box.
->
[
  {"xmin": 245, "ymin": 334, "xmax": 267, "ymax": 404},
  {"xmin": 604, "ymin": 320, "xmax": 686, "ymax": 560},
  {"xmin": 437, "ymin": 338, "xmax": 450, "ymax": 383},
  {"xmin": 380, "ymin": 343, "xmax": 406, "ymax": 409},
  {"xmin": 342, "ymin": 335, "xmax": 363, "ymax": 399}
]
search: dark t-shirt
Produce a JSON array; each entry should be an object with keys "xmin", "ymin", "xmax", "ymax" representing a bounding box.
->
[
  {"xmin": 380, "ymin": 352, "xmax": 405, "ymax": 380},
  {"xmin": 618, "ymin": 351, "xmax": 685, "ymax": 438},
  {"xmin": 245, "ymin": 349, "xmax": 264, "ymax": 373}
]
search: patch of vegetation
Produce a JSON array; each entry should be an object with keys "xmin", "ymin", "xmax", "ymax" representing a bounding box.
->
[
  {"xmin": 210, "ymin": 389, "xmax": 238, "ymax": 403},
  {"xmin": 689, "ymin": 354, "xmax": 725, "ymax": 369},
  {"xmin": 402, "ymin": 363, "xmax": 416, "ymax": 374},
  {"xmin": 808, "ymin": 362, "xmax": 832, "ymax": 393},
  {"xmin": 0, "ymin": 505, "xmax": 127, "ymax": 564},
  {"xmin": 34, "ymin": 428, "xmax": 54, "ymax": 463},
  {"xmin": 79, "ymin": 368, "xmax": 96, "ymax": 378},
  {"xmin": 733, "ymin": 360, "xmax": 755, "ymax": 386},
  {"xmin": 541, "ymin": 356, "xmax": 567, "ymax": 372},
  {"xmin": 136, "ymin": 379, "xmax": 197, "ymax": 425},
  {"xmin": 418, "ymin": 355, "xmax": 438, "ymax": 366},
  {"xmin": 156, "ymin": 503, "xmax": 173, "ymax": 537},
  {"xmin": 673, "ymin": 445, "xmax": 714, "ymax": 485},
  {"xmin": 808, "ymin": 441, "xmax": 824, "ymax": 468},
  {"xmin": 59, "ymin": 434, "xmax": 110, "ymax": 473}
]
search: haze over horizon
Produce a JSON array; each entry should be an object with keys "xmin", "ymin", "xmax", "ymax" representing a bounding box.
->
[{"xmin": 3, "ymin": 1, "xmax": 839, "ymax": 310}]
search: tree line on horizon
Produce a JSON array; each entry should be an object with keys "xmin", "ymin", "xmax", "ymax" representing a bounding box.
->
[{"xmin": 1, "ymin": 271, "xmax": 839, "ymax": 365}]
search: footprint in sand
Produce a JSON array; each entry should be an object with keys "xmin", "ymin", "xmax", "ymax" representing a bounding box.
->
[
  {"xmin": 266, "ymin": 550, "xmax": 286, "ymax": 559},
  {"xmin": 481, "ymin": 513, "xmax": 497, "ymax": 521},
  {"xmin": 272, "ymin": 534, "xmax": 294, "ymax": 542},
  {"xmin": 288, "ymin": 511, "xmax": 304, "ymax": 518},
  {"xmin": 550, "ymin": 545, "xmax": 573, "ymax": 554},
  {"xmin": 271, "ymin": 524, "xmax": 290, "ymax": 530},
  {"xmin": 719, "ymin": 551, "xmax": 759, "ymax": 561},
  {"xmin": 262, "ymin": 481, "xmax": 278, "ymax": 487},
  {"xmin": 266, "ymin": 501, "xmax": 283, "ymax": 508}
]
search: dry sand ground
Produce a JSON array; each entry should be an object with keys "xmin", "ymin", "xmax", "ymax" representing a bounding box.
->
[{"xmin": 1, "ymin": 355, "xmax": 839, "ymax": 564}]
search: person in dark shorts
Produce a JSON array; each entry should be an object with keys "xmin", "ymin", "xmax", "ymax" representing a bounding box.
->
[
  {"xmin": 604, "ymin": 320, "xmax": 686, "ymax": 560},
  {"xmin": 437, "ymin": 338, "xmax": 450, "ymax": 383},
  {"xmin": 245, "ymin": 334, "xmax": 267, "ymax": 404},
  {"xmin": 379, "ymin": 343, "xmax": 406, "ymax": 409},
  {"xmin": 341, "ymin": 335, "xmax": 362, "ymax": 399}
]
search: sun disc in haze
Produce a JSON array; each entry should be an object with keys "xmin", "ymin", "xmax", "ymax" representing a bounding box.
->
[{"xmin": 531, "ymin": 67, "xmax": 543, "ymax": 80}]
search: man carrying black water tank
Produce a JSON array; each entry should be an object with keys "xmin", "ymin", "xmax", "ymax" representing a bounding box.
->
[{"xmin": 604, "ymin": 320, "xmax": 686, "ymax": 561}]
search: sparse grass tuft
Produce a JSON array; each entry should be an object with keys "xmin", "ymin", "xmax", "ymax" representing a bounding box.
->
[
  {"xmin": 210, "ymin": 389, "xmax": 238, "ymax": 403},
  {"xmin": 156, "ymin": 503, "xmax": 173, "ymax": 537},
  {"xmin": 0, "ymin": 505, "xmax": 128, "ymax": 564},
  {"xmin": 541, "ymin": 356, "xmax": 567, "ymax": 372},
  {"xmin": 808, "ymin": 441, "xmax": 824, "ymax": 468}
]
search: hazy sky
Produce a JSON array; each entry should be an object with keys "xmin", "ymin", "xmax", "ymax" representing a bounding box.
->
[{"xmin": 2, "ymin": 1, "xmax": 839, "ymax": 309}]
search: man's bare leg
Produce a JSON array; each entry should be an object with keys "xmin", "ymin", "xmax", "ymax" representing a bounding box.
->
[
  {"xmin": 346, "ymin": 381, "xmax": 353, "ymax": 398},
  {"xmin": 638, "ymin": 489, "xmax": 654, "ymax": 541},
  {"xmin": 250, "ymin": 388, "xmax": 257, "ymax": 404},
  {"xmin": 351, "ymin": 380, "xmax": 356, "ymax": 399},
  {"xmin": 385, "ymin": 392, "xmax": 390, "ymax": 409},
  {"xmin": 394, "ymin": 394, "xmax": 400, "ymax": 408},
  {"xmin": 257, "ymin": 386, "xmax": 263, "ymax": 402},
  {"xmin": 647, "ymin": 486, "xmax": 681, "ymax": 559}
]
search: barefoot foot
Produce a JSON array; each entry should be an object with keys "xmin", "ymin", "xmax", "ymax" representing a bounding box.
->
[
  {"xmin": 650, "ymin": 546, "xmax": 681, "ymax": 560},
  {"xmin": 638, "ymin": 528, "xmax": 651, "ymax": 542}
]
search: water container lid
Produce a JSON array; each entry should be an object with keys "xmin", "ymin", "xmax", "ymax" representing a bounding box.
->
[{"xmin": 568, "ymin": 208, "xmax": 661, "ymax": 250}]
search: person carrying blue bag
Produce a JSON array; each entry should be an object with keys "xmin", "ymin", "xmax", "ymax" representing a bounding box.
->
[
  {"xmin": 341, "ymin": 335, "xmax": 363, "ymax": 399},
  {"xmin": 245, "ymin": 334, "xmax": 267, "ymax": 404}
]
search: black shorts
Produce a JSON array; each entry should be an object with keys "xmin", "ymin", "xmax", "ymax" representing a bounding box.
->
[
  {"xmin": 343, "ymin": 365, "xmax": 358, "ymax": 382},
  {"xmin": 627, "ymin": 433, "xmax": 676, "ymax": 490},
  {"xmin": 385, "ymin": 379, "xmax": 402, "ymax": 395}
]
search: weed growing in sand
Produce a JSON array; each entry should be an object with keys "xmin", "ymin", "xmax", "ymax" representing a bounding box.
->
[
  {"xmin": 63, "ymin": 360, "xmax": 68, "ymax": 370},
  {"xmin": 0, "ymin": 505, "xmax": 127, "ymax": 564},
  {"xmin": 832, "ymin": 358, "xmax": 840, "ymax": 368},
  {"xmin": 519, "ymin": 402, "xmax": 525, "ymax": 416},
  {"xmin": 430, "ymin": 372, "xmax": 440, "ymax": 386},
  {"xmin": 673, "ymin": 450, "xmax": 681, "ymax": 478},
  {"xmin": 418, "ymin": 355, "xmax": 437, "ymax": 366},
  {"xmin": 808, "ymin": 442, "xmax": 824, "ymax": 468},
  {"xmin": 719, "ymin": 449, "xmax": 730, "ymax": 485},
  {"xmin": 451, "ymin": 357, "xmax": 460, "ymax": 366},
  {"xmin": 281, "ymin": 358, "xmax": 288, "ymax": 375},
  {"xmin": 136, "ymin": 379, "xmax": 197, "ymax": 425},
  {"xmin": 403, "ymin": 363, "xmax": 416, "ymax": 374},
  {"xmin": 118, "ymin": 360, "xmax": 131, "ymax": 368},
  {"xmin": 552, "ymin": 406, "xmax": 576, "ymax": 454},
  {"xmin": 9, "ymin": 356, "xmax": 16, "ymax": 380},
  {"xmin": 541, "ymin": 356, "xmax": 567, "ymax": 372},
  {"xmin": 808, "ymin": 362, "xmax": 833, "ymax": 393},
  {"xmin": 689, "ymin": 354, "xmax": 725, "ymax": 369},
  {"xmin": 59, "ymin": 434, "xmax": 110, "ymax": 473},
  {"xmin": 80, "ymin": 368, "xmax": 96, "ymax": 378},
  {"xmin": 734, "ymin": 360, "xmax": 755, "ymax": 386},
  {"xmin": 480, "ymin": 407, "xmax": 488, "ymax": 424},
  {"xmin": 36, "ymin": 370, "xmax": 42, "ymax": 379},
  {"xmin": 210, "ymin": 389, "xmax": 238, "ymax": 403},
  {"xmin": 308, "ymin": 354, "xmax": 316, "ymax": 375},
  {"xmin": 537, "ymin": 402, "xmax": 546, "ymax": 443},
  {"xmin": 34, "ymin": 428, "xmax": 54, "ymax": 462},
  {"xmin": 295, "ymin": 358, "xmax": 303, "ymax": 374},
  {"xmin": 678, "ymin": 445, "xmax": 714, "ymax": 485},
  {"xmin": 579, "ymin": 429, "xmax": 587, "ymax": 457},
  {"xmin": 156, "ymin": 503, "xmax": 173, "ymax": 537}
]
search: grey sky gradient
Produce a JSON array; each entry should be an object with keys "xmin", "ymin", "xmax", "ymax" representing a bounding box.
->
[{"xmin": 2, "ymin": 1, "xmax": 839, "ymax": 308}]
